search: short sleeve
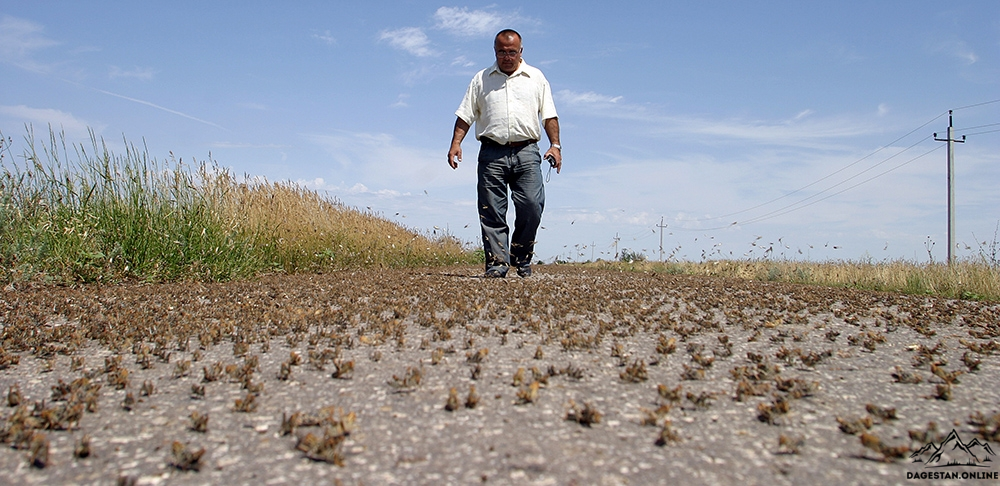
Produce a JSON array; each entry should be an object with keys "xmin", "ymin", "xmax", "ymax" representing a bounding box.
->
[
  {"xmin": 538, "ymin": 75, "xmax": 558, "ymax": 121},
  {"xmin": 455, "ymin": 74, "xmax": 479, "ymax": 125}
]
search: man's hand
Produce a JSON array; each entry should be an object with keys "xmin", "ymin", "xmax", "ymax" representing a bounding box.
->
[
  {"xmin": 543, "ymin": 117, "xmax": 561, "ymax": 173},
  {"xmin": 448, "ymin": 145, "xmax": 462, "ymax": 169},
  {"xmin": 544, "ymin": 147, "xmax": 562, "ymax": 174},
  {"xmin": 449, "ymin": 117, "xmax": 471, "ymax": 170}
]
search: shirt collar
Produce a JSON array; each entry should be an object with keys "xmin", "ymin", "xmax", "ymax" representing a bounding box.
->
[{"xmin": 489, "ymin": 60, "xmax": 529, "ymax": 78}]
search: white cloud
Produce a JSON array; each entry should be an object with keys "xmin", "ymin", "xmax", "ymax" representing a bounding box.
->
[
  {"xmin": 432, "ymin": 7, "xmax": 537, "ymax": 38},
  {"xmin": 209, "ymin": 141, "xmax": 288, "ymax": 149},
  {"xmin": 0, "ymin": 15, "xmax": 59, "ymax": 71},
  {"xmin": 679, "ymin": 114, "xmax": 870, "ymax": 146},
  {"xmin": 298, "ymin": 130, "xmax": 483, "ymax": 243},
  {"xmin": 451, "ymin": 55, "xmax": 476, "ymax": 68},
  {"xmin": 433, "ymin": 7, "xmax": 506, "ymax": 37},
  {"xmin": 792, "ymin": 109, "xmax": 814, "ymax": 121},
  {"xmin": 348, "ymin": 183, "xmax": 404, "ymax": 198},
  {"xmin": 237, "ymin": 102, "xmax": 267, "ymax": 111},
  {"xmin": 828, "ymin": 44, "xmax": 865, "ymax": 63},
  {"xmin": 302, "ymin": 129, "xmax": 474, "ymax": 191},
  {"xmin": 294, "ymin": 178, "xmax": 386, "ymax": 195},
  {"xmin": 312, "ymin": 30, "xmax": 337, "ymax": 46},
  {"xmin": 390, "ymin": 93, "xmax": 410, "ymax": 108},
  {"xmin": 557, "ymin": 88, "xmax": 874, "ymax": 149},
  {"xmin": 69, "ymin": 45, "xmax": 100, "ymax": 55},
  {"xmin": 932, "ymin": 40, "xmax": 978, "ymax": 65},
  {"xmin": 556, "ymin": 90, "xmax": 623, "ymax": 105},
  {"xmin": 109, "ymin": 65, "xmax": 155, "ymax": 80},
  {"xmin": 379, "ymin": 27, "xmax": 437, "ymax": 57},
  {"xmin": 956, "ymin": 51, "xmax": 978, "ymax": 65},
  {"xmin": 0, "ymin": 15, "xmax": 57, "ymax": 58},
  {"xmin": 0, "ymin": 104, "xmax": 99, "ymax": 139}
]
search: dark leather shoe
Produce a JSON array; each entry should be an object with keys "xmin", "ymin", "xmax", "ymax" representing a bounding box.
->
[
  {"xmin": 516, "ymin": 265, "xmax": 532, "ymax": 278},
  {"xmin": 485, "ymin": 267, "xmax": 508, "ymax": 278}
]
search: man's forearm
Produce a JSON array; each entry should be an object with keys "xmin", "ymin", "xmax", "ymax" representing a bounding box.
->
[
  {"xmin": 452, "ymin": 118, "xmax": 471, "ymax": 147},
  {"xmin": 543, "ymin": 117, "xmax": 560, "ymax": 146},
  {"xmin": 542, "ymin": 117, "xmax": 562, "ymax": 173},
  {"xmin": 448, "ymin": 117, "xmax": 471, "ymax": 169}
]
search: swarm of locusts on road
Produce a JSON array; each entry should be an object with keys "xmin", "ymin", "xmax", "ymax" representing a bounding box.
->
[{"xmin": 0, "ymin": 263, "xmax": 998, "ymax": 483}]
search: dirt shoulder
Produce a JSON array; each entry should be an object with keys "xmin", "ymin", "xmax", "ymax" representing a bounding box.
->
[{"xmin": 1, "ymin": 265, "xmax": 998, "ymax": 485}]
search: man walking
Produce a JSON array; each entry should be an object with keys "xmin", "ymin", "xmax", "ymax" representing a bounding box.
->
[{"xmin": 448, "ymin": 29, "xmax": 561, "ymax": 278}]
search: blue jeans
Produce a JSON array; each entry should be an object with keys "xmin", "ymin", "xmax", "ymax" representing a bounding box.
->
[{"xmin": 477, "ymin": 142, "xmax": 545, "ymax": 272}]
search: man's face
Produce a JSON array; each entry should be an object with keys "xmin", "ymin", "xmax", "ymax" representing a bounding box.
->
[{"xmin": 494, "ymin": 35, "xmax": 522, "ymax": 75}]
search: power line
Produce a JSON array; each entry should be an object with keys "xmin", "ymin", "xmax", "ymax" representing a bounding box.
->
[
  {"xmin": 682, "ymin": 111, "xmax": 949, "ymax": 224},
  {"xmin": 954, "ymin": 98, "xmax": 1000, "ymax": 111},
  {"xmin": 600, "ymin": 101, "xmax": 998, "ymax": 250},
  {"xmin": 964, "ymin": 128, "xmax": 1000, "ymax": 137},
  {"xmin": 955, "ymin": 122, "xmax": 1000, "ymax": 132},
  {"xmin": 667, "ymin": 100, "xmax": 999, "ymax": 230},
  {"xmin": 671, "ymin": 100, "xmax": 1000, "ymax": 227},
  {"xmin": 735, "ymin": 144, "xmax": 944, "ymax": 227},
  {"xmin": 672, "ymin": 134, "xmax": 937, "ymax": 231}
]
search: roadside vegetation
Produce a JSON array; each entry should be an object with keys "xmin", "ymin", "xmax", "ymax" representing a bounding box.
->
[
  {"xmin": 591, "ymin": 258, "xmax": 1000, "ymax": 302},
  {"xmin": 0, "ymin": 128, "xmax": 476, "ymax": 284},
  {"xmin": 4, "ymin": 127, "xmax": 997, "ymax": 301}
]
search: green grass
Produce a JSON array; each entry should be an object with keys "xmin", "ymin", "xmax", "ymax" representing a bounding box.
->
[{"xmin": 0, "ymin": 127, "xmax": 476, "ymax": 284}]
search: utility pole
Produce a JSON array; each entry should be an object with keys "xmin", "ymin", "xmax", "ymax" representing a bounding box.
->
[
  {"xmin": 657, "ymin": 217, "xmax": 668, "ymax": 262},
  {"xmin": 613, "ymin": 233, "xmax": 620, "ymax": 260},
  {"xmin": 934, "ymin": 110, "xmax": 966, "ymax": 266}
]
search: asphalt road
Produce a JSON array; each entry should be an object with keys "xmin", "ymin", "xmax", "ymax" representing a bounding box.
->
[{"xmin": 0, "ymin": 265, "xmax": 998, "ymax": 485}]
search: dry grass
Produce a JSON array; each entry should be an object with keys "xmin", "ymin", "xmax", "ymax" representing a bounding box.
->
[
  {"xmin": 590, "ymin": 259, "xmax": 1000, "ymax": 301},
  {"xmin": 221, "ymin": 177, "xmax": 470, "ymax": 270}
]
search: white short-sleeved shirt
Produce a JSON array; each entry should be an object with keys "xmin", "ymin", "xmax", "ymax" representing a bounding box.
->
[{"xmin": 455, "ymin": 60, "xmax": 558, "ymax": 145}]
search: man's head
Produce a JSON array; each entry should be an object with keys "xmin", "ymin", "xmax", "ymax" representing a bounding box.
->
[{"xmin": 494, "ymin": 29, "xmax": 522, "ymax": 75}]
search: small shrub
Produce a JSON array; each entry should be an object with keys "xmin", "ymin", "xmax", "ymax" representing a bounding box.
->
[{"xmin": 619, "ymin": 249, "xmax": 646, "ymax": 263}]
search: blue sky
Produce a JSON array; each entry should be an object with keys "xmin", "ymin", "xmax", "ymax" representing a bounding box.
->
[{"xmin": 2, "ymin": 2, "xmax": 999, "ymax": 263}]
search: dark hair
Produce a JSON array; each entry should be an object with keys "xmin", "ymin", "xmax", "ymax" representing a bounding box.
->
[{"xmin": 495, "ymin": 29, "xmax": 521, "ymax": 42}]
